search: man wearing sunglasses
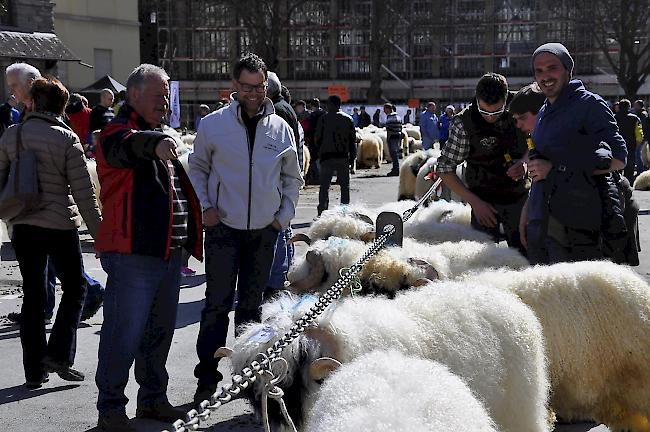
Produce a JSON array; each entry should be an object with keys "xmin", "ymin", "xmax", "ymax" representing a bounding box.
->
[
  {"xmin": 437, "ymin": 73, "xmax": 528, "ymax": 253},
  {"xmin": 188, "ymin": 53, "xmax": 303, "ymax": 405}
]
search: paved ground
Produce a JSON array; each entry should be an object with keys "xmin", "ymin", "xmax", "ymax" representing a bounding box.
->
[{"xmin": 1, "ymin": 160, "xmax": 648, "ymax": 431}]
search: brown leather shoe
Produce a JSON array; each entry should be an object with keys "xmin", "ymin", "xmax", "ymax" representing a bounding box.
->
[
  {"xmin": 97, "ymin": 411, "xmax": 135, "ymax": 432},
  {"xmin": 135, "ymin": 401, "xmax": 187, "ymax": 423}
]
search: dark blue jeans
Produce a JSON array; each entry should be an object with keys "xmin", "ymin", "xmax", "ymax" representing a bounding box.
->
[
  {"xmin": 45, "ymin": 261, "xmax": 104, "ymax": 318},
  {"xmin": 11, "ymin": 225, "xmax": 85, "ymax": 382},
  {"xmin": 194, "ymin": 223, "xmax": 278, "ymax": 388},
  {"xmin": 318, "ymin": 158, "xmax": 350, "ymax": 215},
  {"xmin": 388, "ymin": 137, "xmax": 401, "ymax": 172},
  {"xmin": 267, "ymin": 227, "xmax": 294, "ymax": 290},
  {"xmin": 96, "ymin": 249, "xmax": 182, "ymax": 414}
]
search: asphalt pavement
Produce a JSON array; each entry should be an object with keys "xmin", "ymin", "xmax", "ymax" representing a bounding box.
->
[{"xmin": 1, "ymin": 160, "xmax": 647, "ymax": 431}]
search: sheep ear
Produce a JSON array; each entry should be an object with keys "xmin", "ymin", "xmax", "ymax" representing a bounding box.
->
[
  {"xmin": 214, "ymin": 346, "xmax": 234, "ymax": 358},
  {"xmin": 309, "ymin": 357, "xmax": 342, "ymax": 382}
]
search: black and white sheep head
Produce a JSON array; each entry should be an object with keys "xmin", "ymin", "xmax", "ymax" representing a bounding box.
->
[{"xmin": 221, "ymin": 294, "xmax": 342, "ymax": 432}]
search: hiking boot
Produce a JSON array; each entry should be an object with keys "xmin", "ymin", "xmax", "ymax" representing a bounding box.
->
[
  {"xmin": 42, "ymin": 357, "xmax": 85, "ymax": 382},
  {"xmin": 193, "ymin": 384, "xmax": 217, "ymax": 407},
  {"xmin": 98, "ymin": 411, "xmax": 135, "ymax": 432},
  {"xmin": 25, "ymin": 373, "xmax": 49, "ymax": 389},
  {"xmin": 387, "ymin": 170, "xmax": 399, "ymax": 177},
  {"xmin": 136, "ymin": 401, "xmax": 188, "ymax": 423}
]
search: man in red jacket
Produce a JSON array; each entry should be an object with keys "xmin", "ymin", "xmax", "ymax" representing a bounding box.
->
[
  {"xmin": 65, "ymin": 93, "xmax": 92, "ymax": 147},
  {"xmin": 94, "ymin": 63, "xmax": 203, "ymax": 432}
]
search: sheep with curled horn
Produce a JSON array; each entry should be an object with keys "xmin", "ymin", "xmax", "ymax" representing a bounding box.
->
[
  {"xmin": 220, "ymin": 284, "xmax": 550, "ymax": 432},
  {"xmin": 287, "ymin": 236, "xmax": 527, "ymax": 297}
]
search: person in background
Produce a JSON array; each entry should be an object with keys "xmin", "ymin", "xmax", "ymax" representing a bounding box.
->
[
  {"xmin": 89, "ymin": 89, "xmax": 115, "ymax": 133},
  {"xmin": 614, "ymin": 98, "xmax": 643, "ymax": 184},
  {"xmin": 372, "ymin": 108, "xmax": 381, "ymax": 127},
  {"xmin": 194, "ymin": 104, "xmax": 210, "ymax": 131},
  {"xmin": 419, "ymin": 101, "xmax": 440, "ymax": 150},
  {"xmin": 403, "ymin": 108, "xmax": 412, "ymax": 125},
  {"xmin": 315, "ymin": 95, "xmax": 356, "ymax": 214},
  {"xmin": 65, "ymin": 93, "xmax": 92, "ymax": 146},
  {"xmin": 439, "ymin": 104, "xmax": 455, "ymax": 146},
  {"xmin": 384, "ymin": 103, "xmax": 403, "ymax": 176},
  {"xmin": 358, "ymin": 105, "xmax": 371, "ymax": 128},
  {"xmin": 352, "ymin": 107, "xmax": 360, "ymax": 127}
]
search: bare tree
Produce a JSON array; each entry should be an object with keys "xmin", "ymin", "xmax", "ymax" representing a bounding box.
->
[
  {"xmin": 0, "ymin": 0, "xmax": 7, "ymax": 16},
  {"xmin": 573, "ymin": 0, "xmax": 650, "ymax": 99},
  {"xmin": 367, "ymin": 0, "xmax": 402, "ymax": 103},
  {"xmin": 221, "ymin": 0, "xmax": 312, "ymax": 71}
]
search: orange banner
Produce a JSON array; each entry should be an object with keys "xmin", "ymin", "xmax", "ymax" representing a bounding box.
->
[
  {"xmin": 328, "ymin": 85, "xmax": 349, "ymax": 102},
  {"xmin": 407, "ymin": 98, "xmax": 421, "ymax": 108}
]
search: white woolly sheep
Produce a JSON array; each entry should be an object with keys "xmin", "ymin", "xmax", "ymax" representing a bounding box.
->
[
  {"xmin": 633, "ymin": 170, "xmax": 650, "ymax": 190},
  {"xmin": 404, "ymin": 125, "xmax": 421, "ymax": 140},
  {"xmin": 452, "ymin": 261, "xmax": 650, "ymax": 432},
  {"xmin": 355, "ymin": 134, "xmax": 382, "ymax": 169},
  {"xmin": 398, "ymin": 149, "xmax": 438, "ymax": 200},
  {"xmin": 228, "ymin": 284, "xmax": 550, "ymax": 432},
  {"xmin": 306, "ymin": 350, "xmax": 498, "ymax": 432}
]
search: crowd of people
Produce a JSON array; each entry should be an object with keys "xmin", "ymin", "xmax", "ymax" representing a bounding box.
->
[{"xmin": 0, "ymin": 42, "xmax": 646, "ymax": 431}]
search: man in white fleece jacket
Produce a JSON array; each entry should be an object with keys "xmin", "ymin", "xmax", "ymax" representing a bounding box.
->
[{"xmin": 188, "ymin": 53, "xmax": 303, "ymax": 405}]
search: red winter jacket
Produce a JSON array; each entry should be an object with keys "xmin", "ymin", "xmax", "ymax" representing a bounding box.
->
[{"xmin": 96, "ymin": 104, "xmax": 203, "ymax": 260}]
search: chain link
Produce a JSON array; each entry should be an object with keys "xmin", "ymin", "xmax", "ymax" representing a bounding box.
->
[{"xmin": 165, "ymin": 182, "xmax": 439, "ymax": 431}]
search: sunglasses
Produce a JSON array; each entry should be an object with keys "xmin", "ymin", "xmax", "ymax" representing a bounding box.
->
[{"xmin": 477, "ymin": 101, "xmax": 506, "ymax": 117}]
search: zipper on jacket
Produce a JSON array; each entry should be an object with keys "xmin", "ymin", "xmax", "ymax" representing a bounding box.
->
[
  {"xmin": 216, "ymin": 182, "xmax": 221, "ymax": 207},
  {"xmin": 244, "ymin": 126, "xmax": 253, "ymax": 230}
]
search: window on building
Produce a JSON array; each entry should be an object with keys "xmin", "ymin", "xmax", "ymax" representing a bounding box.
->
[{"xmin": 94, "ymin": 49, "xmax": 112, "ymax": 79}]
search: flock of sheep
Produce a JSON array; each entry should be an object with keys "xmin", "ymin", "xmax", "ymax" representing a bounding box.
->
[
  {"xmin": 206, "ymin": 198, "xmax": 650, "ymax": 432},
  {"xmin": 78, "ymin": 122, "xmax": 650, "ymax": 432}
]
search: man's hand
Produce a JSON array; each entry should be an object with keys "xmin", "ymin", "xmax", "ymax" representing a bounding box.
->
[
  {"xmin": 506, "ymin": 159, "xmax": 526, "ymax": 180},
  {"xmin": 203, "ymin": 208, "xmax": 221, "ymax": 227},
  {"xmin": 469, "ymin": 198, "xmax": 498, "ymax": 228},
  {"xmin": 528, "ymin": 159, "xmax": 552, "ymax": 182},
  {"xmin": 271, "ymin": 219, "xmax": 282, "ymax": 231},
  {"xmin": 155, "ymin": 137, "xmax": 179, "ymax": 160}
]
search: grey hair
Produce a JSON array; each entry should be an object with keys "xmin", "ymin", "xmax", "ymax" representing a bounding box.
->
[
  {"xmin": 100, "ymin": 88, "xmax": 114, "ymax": 98},
  {"xmin": 126, "ymin": 64, "xmax": 169, "ymax": 96},
  {"xmin": 6, "ymin": 62, "xmax": 41, "ymax": 83}
]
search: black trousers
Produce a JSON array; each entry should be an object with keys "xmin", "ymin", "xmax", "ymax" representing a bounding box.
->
[
  {"xmin": 12, "ymin": 224, "xmax": 85, "ymax": 382},
  {"xmin": 470, "ymin": 194, "xmax": 527, "ymax": 256},
  {"xmin": 318, "ymin": 158, "xmax": 350, "ymax": 215},
  {"xmin": 194, "ymin": 223, "xmax": 278, "ymax": 387}
]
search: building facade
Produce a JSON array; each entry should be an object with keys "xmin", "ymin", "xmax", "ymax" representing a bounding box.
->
[
  {"xmin": 54, "ymin": 0, "xmax": 141, "ymax": 91},
  {"xmin": 139, "ymin": 0, "xmax": 643, "ymax": 128}
]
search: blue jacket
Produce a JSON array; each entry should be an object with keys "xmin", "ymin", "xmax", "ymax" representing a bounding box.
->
[
  {"xmin": 419, "ymin": 110, "xmax": 440, "ymax": 141},
  {"xmin": 439, "ymin": 113, "xmax": 452, "ymax": 141},
  {"xmin": 530, "ymin": 80, "xmax": 627, "ymax": 227}
]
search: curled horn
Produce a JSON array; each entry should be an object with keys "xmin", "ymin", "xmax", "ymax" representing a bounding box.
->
[
  {"xmin": 288, "ymin": 233, "xmax": 312, "ymax": 245},
  {"xmin": 437, "ymin": 210, "xmax": 454, "ymax": 223},
  {"xmin": 214, "ymin": 346, "xmax": 234, "ymax": 358},
  {"xmin": 289, "ymin": 250, "xmax": 326, "ymax": 293},
  {"xmin": 360, "ymin": 231, "xmax": 376, "ymax": 242},
  {"xmin": 408, "ymin": 258, "xmax": 440, "ymax": 281},
  {"xmin": 304, "ymin": 326, "xmax": 342, "ymax": 360}
]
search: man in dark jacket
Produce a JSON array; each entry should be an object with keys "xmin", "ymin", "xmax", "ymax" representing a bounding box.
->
[
  {"xmin": 633, "ymin": 99, "xmax": 649, "ymax": 174},
  {"xmin": 89, "ymin": 88, "xmax": 115, "ymax": 133},
  {"xmin": 95, "ymin": 64, "xmax": 203, "ymax": 432},
  {"xmin": 359, "ymin": 105, "xmax": 371, "ymax": 128},
  {"xmin": 315, "ymin": 95, "xmax": 356, "ymax": 215},
  {"xmin": 437, "ymin": 73, "xmax": 528, "ymax": 253},
  {"xmin": 267, "ymin": 72, "xmax": 302, "ymax": 169},
  {"xmin": 615, "ymin": 99, "xmax": 643, "ymax": 183}
]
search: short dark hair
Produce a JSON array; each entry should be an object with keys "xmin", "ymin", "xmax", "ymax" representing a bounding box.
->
[
  {"xmin": 30, "ymin": 76, "xmax": 69, "ymax": 115},
  {"xmin": 281, "ymin": 85, "xmax": 291, "ymax": 104},
  {"xmin": 619, "ymin": 99, "xmax": 631, "ymax": 111},
  {"xmin": 309, "ymin": 98, "xmax": 320, "ymax": 109},
  {"xmin": 634, "ymin": 99, "xmax": 645, "ymax": 108},
  {"xmin": 509, "ymin": 83, "xmax": 546, "ymax": 115},
  {"xmin": 476, "ymin": 73, "xmax": 508, "ymax": 105},
  {"xmin": 295, "ymin": 99, "xmax": 306, "ymax": 108},
  {"xmin": 232, "ymin": 53, "xmax": 268, "ymax": 80},
  {"xmin": 327, "ymin": 95, "xmax": 341, "ymax": 109}
]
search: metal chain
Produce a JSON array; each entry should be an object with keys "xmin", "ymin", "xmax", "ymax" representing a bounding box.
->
[
  {"xmin": 166, "ymin": 179, "xmax": 441, "ymax": 432},
  {"xmin": 166, "ymin": 226, "xmax": 395, "ymax": 432}
]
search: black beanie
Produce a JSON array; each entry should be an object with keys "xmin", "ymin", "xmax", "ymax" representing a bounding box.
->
[{"xmin": 532, "ymin": 43, "xmax": 574, "ymax": 76}]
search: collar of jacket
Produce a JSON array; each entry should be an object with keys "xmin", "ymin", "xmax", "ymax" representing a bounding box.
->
[
  {"xmin": 119, "ymin": 103, "xmax": 157, "ymax": 131},
  {"xmin": 543, "ymin": 79, "xmax": 584, "ymax": 112},
  {"xmin": 229, "ymin": 96, "xmax": 276, "ymax": 125},
  {"xmin": 24, "ymin": 111, "xmax": 73, "ymax": 131}
]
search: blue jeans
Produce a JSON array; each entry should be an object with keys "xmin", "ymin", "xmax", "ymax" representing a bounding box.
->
[
  {"xmin": 636, "ymin": 142, "xmax": 647, "ymax": 174},
  {"xmin": 267, "ymin": 227, "xmax": 294, "ymax": 290},
  {"xmin": 96, "ymin": 250, "xmax": 182, "ymax": 414},
  {"xmin": 388, "ymin": 138, "xmax": 401, "ymax": 172},
  {"xmin": 45, "ymin": 261, "xmax": 104, "ymax": 318}
]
